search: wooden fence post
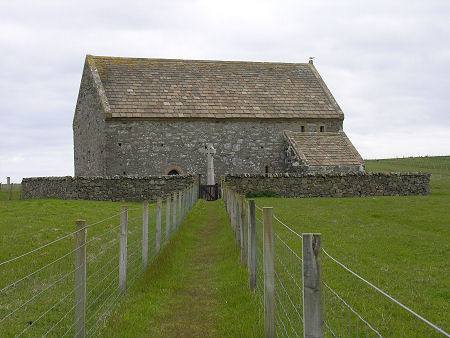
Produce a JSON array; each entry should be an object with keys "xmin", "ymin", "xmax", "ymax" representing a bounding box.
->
[
  {"xmin": 178, "ymin": 191, "xmax": 182, "ymax": 227},
  {"xmin": 75, "ymin": 219, "xmax": 86, "ymax": 338},
  {"xmin": 263, "ymin": 207, "xmax": 275, "ymax": 338},
  {"xmin": 166, "ymin": 195, "xmax": 171, "ymax": 242},
  {"xmin": 180, "ymin": 190, "xmax": 184, "ymax": 221},
  {"xmin": 235, "ymin": 192, "xmax": 241, "ymax": 248},
  {"xmin": 119, "ymin": 205, "xmax": 128, "ymax": 294},
  {"xmin": 156, "ymin": 198, "xmax": 162, "ymax": 254},
  {"xmin": 142, "ymin": 201, "xmax": 148, "ymax": 270},
  {"xmin": 248, "ymin": 200, "xmax": 256, "ymax": 289},
  {"xmin": 240, "ymin": 194, "xmax": 247, "ymax": 265},
  {"xmin": 302, "ymin": 234, "xmax": 323, "ymax": 338},
  {"xmin": 183, "ymin": 188, "xmax": 187, "ymax": 218},
  {"xmin": 7, "ymin": 177, "xmax": 11, "ymax": 200},
  {"xmin": 172, "ymin": 192, "xmax": 177, "ymax": 233}
]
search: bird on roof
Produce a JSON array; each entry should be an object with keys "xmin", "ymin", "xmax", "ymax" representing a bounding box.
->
[{"xmin": 309, "ymin": 56, "xmax": 315, "ymax": 60}]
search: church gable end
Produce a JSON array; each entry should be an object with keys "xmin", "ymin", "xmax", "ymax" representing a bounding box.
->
[{"xmin": 73, "ymin": 57, "xmax": 108, "ymax": 176}]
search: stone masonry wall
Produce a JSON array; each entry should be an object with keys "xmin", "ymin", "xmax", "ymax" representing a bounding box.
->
[
  {"xmin": 222, "ymin": 172, "xmax": 430, "ymax": 198},
  {"xmin": 22, "ymin": 176, "xmax": 197, "ymax": 202},
  {"xmin": 103, "ymin": 119, "xmax": 342, "ymax": 181},
  {"xmin": 73, "ymin": 61, "xmax": 107, "ymax": 176}
]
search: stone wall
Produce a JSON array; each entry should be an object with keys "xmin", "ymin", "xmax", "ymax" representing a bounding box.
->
[
  {"xmin": 22, "ymin": 176, "xmax": 197, "ymax": 202},
  {"xmin": 222, "ymin": 172, "xmax": 430, "ymax": 198},
  {"xmin": 73, "ymin": 61, "xmax": 107, "ymax": 176},
  {"xmin": 102, "ymin": 118, "xmax": 343, "ymax": 181}
]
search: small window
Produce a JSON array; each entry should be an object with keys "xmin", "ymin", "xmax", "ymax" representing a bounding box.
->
[
  {"xmin": 118, "ymin": 143, "xmax": 122, "ymax": 147},
  {"xmin": 319, "ymin": 126, "xmax": 325, "ymax": 132},
  {"xmin": 168, "ymin": 169, "xmax": 180, "ymax": 175},
  {"xmin": 123, "ymin": 171, "xmax": 126, "ymax": 175},
  {"xmin": 301, "ymin": 125, "xmax": 305, "ymax": 132},
  {"xmin": 265, "ymin": 165, "xmax": 269, "ymax": 174}
]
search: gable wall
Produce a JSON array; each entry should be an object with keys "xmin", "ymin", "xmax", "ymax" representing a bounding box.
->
[
  {"xmin": 103, "ymin": 119, "xmax": 342, "ymax": 180},
  {"xmin": 73, "ymin": 62, "xmax": 106, "ymax": 176}
]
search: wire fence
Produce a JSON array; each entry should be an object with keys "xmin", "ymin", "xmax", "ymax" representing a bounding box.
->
[
  {"xmin": 1, "ymin": 184, "xmax": 198, "ymax": 337},
  {"xmin": 222, "ymin": 183, "xmax": 449, "ymax": 338},
  {"xmin": 0, "ymin": 181, "xmax": 22, "ymax": 200}
]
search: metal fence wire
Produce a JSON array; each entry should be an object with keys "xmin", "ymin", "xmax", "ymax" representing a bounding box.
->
[
  {"xmin": 221, "ymin": 183, "xmax": 449, "ymax": 338},
  {"xmin": 1, "ymin": 184, "xmax": 198, "ymax": 337}
]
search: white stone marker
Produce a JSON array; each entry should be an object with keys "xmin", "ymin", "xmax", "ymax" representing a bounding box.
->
[{"xmin": 200, "ymin": 143, "xmax": 216, "ymax": 185}]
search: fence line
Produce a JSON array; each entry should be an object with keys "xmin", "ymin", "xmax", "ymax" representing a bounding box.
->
[
  {"xmin": 1, "ymin": 184, "xmax": 198, "ymax": 337},
  {"xmin": 222, "ymin": 182, "xmax": 449, "ymax": 337},
  {"xmin": 0, "ymin": 178, "xmax": 22, "ymax": 200}
]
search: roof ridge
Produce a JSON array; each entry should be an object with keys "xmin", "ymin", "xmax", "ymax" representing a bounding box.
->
[{"xmin": 88, "ymin": 54, "xmax": 310, "ymax": 66}]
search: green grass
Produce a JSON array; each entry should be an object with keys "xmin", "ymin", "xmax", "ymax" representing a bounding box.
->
[
  {"xmin": 0, "ymin": 184, "xmax": 22, "ymax": 200},
  {"xmin": 99, "ymin": 200, "xmax": 263, "ymax": 337},
  {"xmin": 1, "ymin": 156, "xmax": 448, "ymax": 337},
  {"xmin": 251, "ymin": 156, "xmax": 449, "ymax": 337},
  {"xmin": 0, "ymin": 196, "xmax": 146, "ymax": 336}
]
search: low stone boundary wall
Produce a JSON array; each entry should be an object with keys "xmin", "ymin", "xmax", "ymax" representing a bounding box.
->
[
  {"xmin": 222, "ymin": 172, "xmax": 430, "ymax": 198},
  {"xmin": 22, "ymin": 175, "xmax": 197, "ymax": 202}
]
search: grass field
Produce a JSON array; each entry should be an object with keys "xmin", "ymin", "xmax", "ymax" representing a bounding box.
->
[
  {"xmin": 251, "ymin": 156, "xmax": 449, "ymax": 337},
  {"xmin": 1, "ymin": 156, "xmax": 448, "ymax": 337}
]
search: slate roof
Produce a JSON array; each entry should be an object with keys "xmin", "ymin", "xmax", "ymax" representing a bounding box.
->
[
  {"xmin": 86, "ymin": 55, "xmax": 344, "ymax": 120},
  {"xmin": 284, "ymin": 131, "xmax": 363, "ymax": 166}
]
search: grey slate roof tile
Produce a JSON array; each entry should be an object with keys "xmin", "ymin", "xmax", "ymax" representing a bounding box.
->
[
  {"xmin": 285, "ymin": 131, "xmax": 363, "ymax": 166},
  {"xmin": 87, "ymin": 55, "xmax": 344, "ymax": 120}
]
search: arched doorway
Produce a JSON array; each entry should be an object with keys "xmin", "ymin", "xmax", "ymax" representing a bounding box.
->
[{"xmin": 164, "ymin": 165, "xmax": 184, "ymax": 176}]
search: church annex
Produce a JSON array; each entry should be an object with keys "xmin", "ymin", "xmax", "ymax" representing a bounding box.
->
[{"xmin": 73, "ymin": 55, "xmax": 364, "ymax": 180}]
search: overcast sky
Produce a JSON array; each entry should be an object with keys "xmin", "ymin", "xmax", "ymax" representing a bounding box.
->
[{"xmin": 1, "ymin": 0, "xmax": 449, "ymax": 182}]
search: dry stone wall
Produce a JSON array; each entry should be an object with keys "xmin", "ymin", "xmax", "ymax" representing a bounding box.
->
[
  {"xmin": 22, "ymin": 176, "xmax": 197, "ymax": 202},
  {"xmin": 222, "ymin": 172, "xmax": 430, "ymax": 198}
]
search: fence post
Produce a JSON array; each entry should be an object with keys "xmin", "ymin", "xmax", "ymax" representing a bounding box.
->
[
  {"xmin": 263, "ymin": 207, "xmax": 275, "ymax": 338},
  {"xmin": 166, "ymin": 195, "xmax": 171, "ymax": 242},
  {"xmin": 119, "ymin": 205, "xmax": 128, "ymax": 294},
  {"xmin": 7, "ymin": 177, "xmax": 11, "ymax": 200},
  {"xmin": 235, "ymin": 192, "xmax": 241, "ymax": 248},
  {"xmin": 75, "ymin": 219, "xmax": 86, "ymax": 338},
  {"xmin": 183, "ymin": 188, "xmax": 186, "ymax": 218},
  {"xmin": 156, "ymin": 198, "xmax": 162, "ymax": 254},
  {"xmin": 178, "ymin": 191, "xmax": 182, "ymax": 226},
  {"xmin": 180, "ymin": 190, "xmax": 184, "ymax": 221},
  {"xmin": 142, "ymin": 201, "xmax": 148, "ymax": 270},
  {"xmin": 248, "ymin": 200, "xmax": 256, "ymax": 289},
  {"xmin": 172, "ymin": 192, "xmax": 177, "ymax": 233},
  {"xmin": 302, "ymin": 234, "xmax": 323, "ymax": 338},
  {"xmin": 240, "ymin": 194, "xmax": 247, "ymax": 265}
]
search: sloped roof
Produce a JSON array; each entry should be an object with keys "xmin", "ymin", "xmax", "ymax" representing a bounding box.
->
[
  {"xmin": 86, "ymin": 55, "xmax": 344, "ymax": 120},
  {"xmin": 284, "ymin": 131, "xmax": 363, "ymax": 166}
]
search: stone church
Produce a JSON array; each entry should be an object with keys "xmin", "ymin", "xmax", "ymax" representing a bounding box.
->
[{"xmin": 73, "ymin": 55, "xmax": 364, "ymax": 181}]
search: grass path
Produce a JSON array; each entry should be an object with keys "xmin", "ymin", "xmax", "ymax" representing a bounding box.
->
[{"xmin": 100, "ymin": 199, "xmax": 263, "ymax": 337}]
